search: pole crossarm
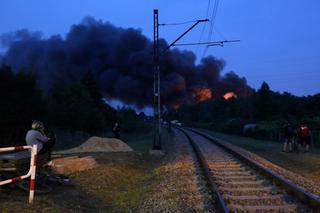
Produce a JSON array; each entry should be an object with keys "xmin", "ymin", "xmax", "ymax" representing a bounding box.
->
[
  {"xmin": 162, "ymin": 19, "xmax": 209, "ymax": 53},
  {"xmin": 158, "ymin": 20, "xmax": 203, "ymax": 26},
  {"xmin": 173, "ymin": 39, "xmax": 240, "ymax": 47}
]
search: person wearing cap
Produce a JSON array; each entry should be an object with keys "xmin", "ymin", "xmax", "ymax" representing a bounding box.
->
[{"xmin": 25, "ymin": 121, "xmax": 55, "ymax": 162}]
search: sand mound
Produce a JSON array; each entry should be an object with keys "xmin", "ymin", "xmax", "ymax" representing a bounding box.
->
[
  {"xmin": 56, "ymin": 136, "xmax": 133, "ymax": 154},
  {"xmin": 52, "ymin": 156, "xmax": 97, "ymax": 175}
]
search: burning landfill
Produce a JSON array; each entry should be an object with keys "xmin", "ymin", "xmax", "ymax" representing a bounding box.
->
[
  {"xmin": 223, "ymin": 92, "xmax": 237, "ymax": 100},
  {"xmin": 0, "ymin": 17, "xmax": 253, "ymax": 109},
  {"xmin": 191, "ymin": 87, "xmax": 213, "ymax": 103}
]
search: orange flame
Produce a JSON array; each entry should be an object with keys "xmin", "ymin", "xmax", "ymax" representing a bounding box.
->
[
  {"xmin": 192, "ymin": 87, "xmax": 213, "ymax": 102},
  {"xmin": 223, "ymin": 92, "xmax": 237, "ymax": 100}
]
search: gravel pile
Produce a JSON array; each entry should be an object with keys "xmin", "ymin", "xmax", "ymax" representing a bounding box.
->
[
  {"xmin": 55, "ymin": 136, "xmax": 133, "ymax": 154},
  {"xmin": 139, "ymin": 130, "xmax": 213, "ymax": 213}
]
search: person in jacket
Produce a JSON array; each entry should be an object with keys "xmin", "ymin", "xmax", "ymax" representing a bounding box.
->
[
  {"xmin": 297, "ymin": 121, "xmax": 311, "ymax": 152},
  {"xmin": 282, "ymin": 121, "xmax": 295, "ymax": 152},
  {"xmin": 25, "ymin": 121, "xmax": 55, "ymax": 161}
]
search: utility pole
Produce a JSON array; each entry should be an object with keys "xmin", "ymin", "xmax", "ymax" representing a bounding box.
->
[
  {"xmin": 153, "ymin": 9, "xmax": 161, "ymax": 150},
  {"xmin": 152, "ymin": 9, "xmax": 208, "ymax": 150}
]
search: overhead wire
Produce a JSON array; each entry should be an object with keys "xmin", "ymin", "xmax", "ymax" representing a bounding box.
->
[
  {"xmin": 202, "ymin": 0, "xmax": 220, "ymax": 59},
  {"xmin": 195, "ymin": 0, "xmax": 212, "ymax": 57},
  {"xmin": 213, "ymin": 25, "xmax": 227, "ymax": 40}
]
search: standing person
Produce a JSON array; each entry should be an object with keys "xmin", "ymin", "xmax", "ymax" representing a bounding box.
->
[
  {"xmin": 25, "ymin": 121, "xmax": 55, "ymax": 162},
  {"xmin": 112, "ymin": 122, "xmax": 121, "ymax": 139},
  {"xmin": 297, "ymin": 121, "xmax": 311, "ymax": 152},
  {"xmin": 282, "ymin": 121, "xmax": 294, "ymax": 152}
]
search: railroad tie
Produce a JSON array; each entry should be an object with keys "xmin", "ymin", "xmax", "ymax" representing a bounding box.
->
[
  {"xmin": 225, "ymin": 194, "xmax": 291, "ymax": 206},
  {"xmin": 220, "ymin": 186, "xmax": 273, "ymax": 192},
  {"xmin": 229, "ymin": 204, "xmax": 297, "ymax": 212},
  {"xmin": 210, "ymin": 167, "xmax": 247, "ymax": 172},
  {"xmin": 214, "ymin": 176, "xmax": 258, "ymax": 181},
  {"xmin": 216, "ymin": 180, "xmax": 265, "ymax": 187},
  {"xmin": 213, "ymin": 170, "xmax": 251, "ymax": 176}
]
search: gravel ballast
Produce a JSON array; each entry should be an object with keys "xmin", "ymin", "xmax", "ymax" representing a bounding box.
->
[
  {"xmin": 139, "ymin": 130, "xmax": 214, "ymax": 212},
  {"xmin": 199, "ymin": 130, "xmax": 320, "ymax": 199}
]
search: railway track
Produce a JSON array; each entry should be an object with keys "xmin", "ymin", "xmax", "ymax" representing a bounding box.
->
[{"xmin": 177, "ymin": 127, "xmax": 320, "ymax": 213}]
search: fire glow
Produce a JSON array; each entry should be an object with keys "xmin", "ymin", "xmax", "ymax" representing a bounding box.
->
[
  {"xmin": 192, "ymin": 87, "xmax": 213, "ymax": 102},
  {"xmin": 224, "ymin": 92, "xmax": 237, "ymax": 100}
]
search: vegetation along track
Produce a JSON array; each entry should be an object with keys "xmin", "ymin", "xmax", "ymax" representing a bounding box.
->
[{"xmin": 177, "ymin": 127, "xmax": 320, "ymax": 213}]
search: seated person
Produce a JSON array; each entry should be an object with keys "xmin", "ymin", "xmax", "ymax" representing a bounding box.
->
[{"xmin": 25, "ymin": 121, "xmax": 55, "ymax": 162}]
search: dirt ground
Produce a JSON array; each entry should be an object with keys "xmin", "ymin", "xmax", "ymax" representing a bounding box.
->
[
  {"xmin": 0, "ymin": 152, "xmax": 158, "ymax": 212},
  {"xmin": 1, "ymin": 129, "xmax": 191, "ymax": 212}
]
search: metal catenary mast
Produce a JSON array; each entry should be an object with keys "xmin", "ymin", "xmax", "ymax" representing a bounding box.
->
[
  {"xmin": 153, "ymin": 9, "xmax": 161, "ymax": 150},
  {"xmin": 152, "ymin": 9, "xmax": 208, "ymax": 150}
]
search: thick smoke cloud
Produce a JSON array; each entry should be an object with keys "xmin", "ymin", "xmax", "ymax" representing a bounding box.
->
[{"xmin": 1, "ymin": 17, "xmax": 253, "ymax": 108}]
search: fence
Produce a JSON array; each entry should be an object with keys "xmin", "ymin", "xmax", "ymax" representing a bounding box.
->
[{"xmin": 0, "ymin": 145, "xmax": 37, "ymax": 203}]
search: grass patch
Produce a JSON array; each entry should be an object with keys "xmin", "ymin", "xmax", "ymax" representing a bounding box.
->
[
  {"xmin": 200, "ymin": 129, "xmax": 283, "ymax": 152},
  {"xmin": 121, "ymin": 130, "xmax": 154, "ymax": 153},
  {"xmin": 71, "ymin": 162, "xmax": 162, "ymax": 212},
  {"xmin": 122, "ymin": 126, "xmax": 174, "ymax": 154},
  {"xmin": 1, "ymin": 128, "xmax": 173, "ymax": 212}
]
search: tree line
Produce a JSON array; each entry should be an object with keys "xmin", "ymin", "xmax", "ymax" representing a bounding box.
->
[
  {"xmin": 0, "ymin": 65, "xmax": 145, "ymax": 147},
  {"xmin": 164, "ymin": 82, "xmax": 320, "ymax": 138}
]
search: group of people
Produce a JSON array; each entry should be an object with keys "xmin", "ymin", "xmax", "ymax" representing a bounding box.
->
[{"xmin": 282, "ymin": 121, "xmax": 311, "ymax": 153}]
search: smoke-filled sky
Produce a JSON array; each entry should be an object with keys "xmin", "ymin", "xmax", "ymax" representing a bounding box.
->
[{"xmin": 1, "ymin": 0, "xmax": 320, "ymax": 97}]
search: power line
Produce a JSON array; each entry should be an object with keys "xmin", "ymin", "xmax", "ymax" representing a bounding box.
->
[
  {"xmin": 207, "ymin": 0, "xmax": 220, "ymax": 41},
  {"xmin": 196, "ymin": 0, "xmax": 212, "ymax": 56},
  {"xmin": 202, "ymin": 0, "xmax": 220, "ymax": 58},
  {"xmin": 162, "ymin": 19, "xmax": 209, "ymax": 53},
  {"xmin": 213, "ymin": 25, "xmax": 227, "ymax": 40}
]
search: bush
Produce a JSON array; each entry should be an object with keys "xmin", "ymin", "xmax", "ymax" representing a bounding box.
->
[
  {"xmin": 116, "ymin": 108, "xmax": 151, "ymax": 133},
  {"xmin": 47, "ymin": 83, "xmax": 106, "ymax": 133},
  {"xmin": 216, "ymin": 118, "xmax": 245, "ymax": 135}
]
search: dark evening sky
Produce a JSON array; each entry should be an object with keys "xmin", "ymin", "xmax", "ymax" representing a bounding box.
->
[{"xmin": 1, "ymin": 0, "xmax": 319, "ymax": 96}]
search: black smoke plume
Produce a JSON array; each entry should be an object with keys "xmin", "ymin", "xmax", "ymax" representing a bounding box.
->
[{"xmin": 1, "ymin": 17, "xmax": 253, "ymax": 108}]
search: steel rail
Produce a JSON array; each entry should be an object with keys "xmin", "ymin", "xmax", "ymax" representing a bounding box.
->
[
  {"xmin": 185, "ymin": 127, "xmax": 320, "ymax": 211},
  {"xmin": 177, "ymin": 127, "xmax": 229, "ymax": 213}
]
